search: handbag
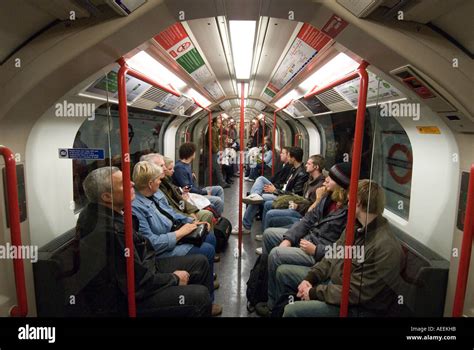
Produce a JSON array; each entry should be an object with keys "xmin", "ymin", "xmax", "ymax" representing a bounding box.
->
[{"xmin": 178, "ymin": 223, "xmax": 209, "ymax": 247}]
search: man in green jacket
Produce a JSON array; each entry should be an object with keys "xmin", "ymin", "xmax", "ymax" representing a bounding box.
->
[{"xmin": 274, "ymin": 180, "xmax": 403, "ymax": 317}]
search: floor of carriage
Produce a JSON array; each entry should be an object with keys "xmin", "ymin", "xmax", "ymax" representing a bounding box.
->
[{"xmin": 213, "ymin": 178, "xmax": 263, "ymax": 317}]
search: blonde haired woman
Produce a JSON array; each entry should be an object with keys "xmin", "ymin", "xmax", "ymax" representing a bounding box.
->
[{"xmin": 131, "ymin": 161, "xmax": 222, "ymax": 316}]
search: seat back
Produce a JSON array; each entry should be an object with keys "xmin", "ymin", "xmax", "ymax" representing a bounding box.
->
[
  {"xmin": 33, "ymin": 227, "xmax": 125, "ymax": 317},
  {"xmin": 389, "ymin": 223, "xmax": 449, "ymax": 317}
]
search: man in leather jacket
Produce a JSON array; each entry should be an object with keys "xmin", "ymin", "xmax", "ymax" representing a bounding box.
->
[{"xmin": 260, "ymin": 147, "xmax": 309, "ymax": 226}]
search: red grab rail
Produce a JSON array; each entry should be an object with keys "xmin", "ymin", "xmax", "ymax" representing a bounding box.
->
[
  {"xmin": 237, "ymin": 83, "xmax": 246, "ymax": 255},
  {"xmin": 0, "ymin": 146, "xmax": 28, "ymax": 317},
  {"xmin": 452, "ymin": 164, "xmax": 474, "ymax": 317},
  {"xmin": 272, "ymin": 100, "xmax": 293, "ymax": 176},
  {"xmin": 304, "ymin": 61, "xmax": 369, "ymax": 317},
  {"xmin": 118, "ymin": 58, "xmax": 182, "ymax": 317}
]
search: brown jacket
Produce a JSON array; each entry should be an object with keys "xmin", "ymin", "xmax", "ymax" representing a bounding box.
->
[
  {"xmin": 159, "ymin": 176, "xmax": 199, "ymax": 216},
  {"xmin": 298, "ymin": 173, "xmax": 325, "ymax": 214},
  {"xmin": 305, "ymin": 216, "xmax": 404, "ymax": 313}
]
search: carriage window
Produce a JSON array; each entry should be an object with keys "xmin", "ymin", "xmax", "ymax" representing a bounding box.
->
[
  {"xmin": 72, "ymin": 106, "xmax": 169, "ymax": 212},
  {"xmin": 311, "ymin": 106, "xmax": 412, "ymax": 220},
  {"xmin": 369, "ymin": 108, "xmax": 412, "ymax": 220}
]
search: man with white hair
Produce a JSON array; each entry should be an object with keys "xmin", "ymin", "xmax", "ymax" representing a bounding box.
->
[
  {"xmin": 76, "ymin": 166, "xmax": 213, "ymax": 317},
  {"xmin": 140, "ymin": 153, "xmax": 214, "ymax": 227}
]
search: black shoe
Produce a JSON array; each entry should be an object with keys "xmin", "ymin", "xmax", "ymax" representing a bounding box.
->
[{"xmin": 255, "ymin": 302, "xmax": 271, "ymax": 317}]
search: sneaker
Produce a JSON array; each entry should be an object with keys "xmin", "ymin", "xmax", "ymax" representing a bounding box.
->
[
  {"xmin": 255, "ymin": 247, "xmax": 263, "ymax": 255},
  {"xmin": 248, "ymin": 178, "xmax": 255, "ymax": 182},
  {"xmin": 244, "ymin": 177, "xmax": 251, "ymax": 181},
  {"xmin": 213, "ymin": 280, "xmax": 220, "ymax": 290},
  {"xmin": 212, "ymin": 303, "xmax": 223, "ymax": 316},
  {"xmin": 255, "ymin": 234, "xmax": 263, "ymax": 242},
  {"xmin": 242, "ymin": 193, "xmax": 264, "ymax": 205},
  {"xmin": 213, "ymin": 273, "xmax": 217, "ymax": 281},
  {"xmin": 255, "ymin": 302, "xmax": 270, "ymax": 317},
  {"xmin": 231, "ymin": 226, "xmax": 251, "ymax": 235},
  {"xmin": 214, "ymin": 255, "xmax": 220, "ymax": 263}
]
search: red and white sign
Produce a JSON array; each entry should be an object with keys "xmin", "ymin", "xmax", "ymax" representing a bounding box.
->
[
  {"xmin": 154, "ymin": 22, "xmax": 188, "ymax": 50},
  {"xmin": 322, "ymin": 14, "xmax": 348, "ymax": 39},
  {"xmin": 298, "ymin": 23, "xmax": 332, "ymax": 51}
]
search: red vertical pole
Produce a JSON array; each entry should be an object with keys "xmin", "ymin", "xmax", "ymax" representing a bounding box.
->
[
  {"xmin": 238, "ymin": 83, "xmax": 245, "ymax": 255},
  {"xmin": 339, "ymin": 62, "xmax": 369, "ymax": 317},
  {"xmin": 208, "ymin": 110, "xmax": 213, "ymax": 186},
  {"xmin": 117, "ymin": 58, "xmax": 183, "ymax": 317},
  {"xmin": 452, "ymin": 164, "xmax": 474, "ymax": 316},
  {"xmin": 0, "ymin": 146, "xmax": 28, "ymax": 317},
  {"xmin": 117, "ymin": 60, "xmax": 136, "ymax": 318},
  {"xmin": 272, "ymin": 111, "xmax": 277, "ymax": 177}
]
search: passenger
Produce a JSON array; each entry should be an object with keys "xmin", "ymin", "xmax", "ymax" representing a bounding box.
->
[
  {"xmin": 78, "ymin": 167, "xmax": 212, "ymax": 317},
  {"xmin": 281, "ymin": 180, "xmax": 403, "ymax": 317},
  {"xmin": 206, "ymin": 117, "xmax": 230, "ymax": 188},
  {"xmin": 263, "ymin": 155, "xmax": 326, "ymax": 231},
  {"xmin": 231, "ymin": 146, "xmax": 292, "ymax": 235},
  {"xmin": 221, "ymin": 145, "xmax": 237, "ymax": 185},
  {"xmin": 259, "ymin": 147, "xmax": 308, "ymax": 224},
  {"xmin": 256, "ymin": 162, "xmax": 351, "ymax": 316},
  {"xmin": 248, "ymin": 136, "xmax": 273, "ymax": 181},
  {"xmin": 172, "ymin": 142, "xmax": 225, "ymax": 216},
  {"xmin": 140, "ymin": 153, "xmax": 214, "ymax": 227},
  {"xmin": 250, "ymin": 118, "xmax": 265, "ymax": 148},
  {"xmin": 131, "ymin": 161, "xmax": 222, "ymax": 316}
]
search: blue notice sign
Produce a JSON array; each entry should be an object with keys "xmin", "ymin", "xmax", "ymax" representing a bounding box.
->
[{"xmin": 58, "ymin": 148, "xmax": 105, "ymax": 160}]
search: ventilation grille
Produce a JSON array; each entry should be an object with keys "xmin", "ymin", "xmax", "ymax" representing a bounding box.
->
[
  {"xmin": 318, "ymin": 89, "xmax": 353, "ymax": 112},
  {"xmin": 140, "ymin": 87, "xmax": 169, "ymax": 103}
]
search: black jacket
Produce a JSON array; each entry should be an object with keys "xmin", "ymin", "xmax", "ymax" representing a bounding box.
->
[
  {"xmin": 76, "ymin": 203, "xmax": 179, "ymax": 303},
  {"xmin": 270, "ymin": 162, "xmax": 292, "ymax": 189},
  {"xmin": 283, "ymin": 195, "xmax": 348, "ymax": 261},
  {"xmin": 274, "ymin": 163, "xmax": 309, "ymax": 196}
]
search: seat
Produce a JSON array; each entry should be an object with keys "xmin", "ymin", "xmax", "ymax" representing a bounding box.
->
[
  {"xmin": 388, "ymin": 223, "xmax": 450, "ymax": 317},
  {"xmin": 33, "ymin": 227, "xmax": 125, "ymax": 317}
]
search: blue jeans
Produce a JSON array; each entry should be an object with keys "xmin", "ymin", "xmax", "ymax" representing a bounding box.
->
[
  {"xmin": 263, "ymin": 209, "xmax": 302, "ymax": 231},
  {"xmin": 261, "ymin": 200, "xmax": 274, "ymax": 229},
  {"xmin": 243, "ymin": 193, "xmax": 277, "ymax": 229},
  {"xmin": 203, "ymin": 186, "xmax": 224, "ymax": 216},
  {"xmin": 249, "ymin": 176, "xmax": 272, "ymax": 194},
  {"xmin": 283, "ymin": 299, "xmax": 377, "ymax": 317},
  {"xmin": 267, "ymin": 216, "xmax": 300, "ymax": 230},
  {"xmin": 263, "ymin": 228, "xmax": 317, "ymax": 309},
  {"xmin": 187, "ymin": 232, "xmax": 216, "ymax": 301}
]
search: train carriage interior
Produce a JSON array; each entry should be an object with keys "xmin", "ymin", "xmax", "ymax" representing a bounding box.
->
[{"xmin": 0, "ymin": 0, "xmax": 473, "ymax": 323}]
